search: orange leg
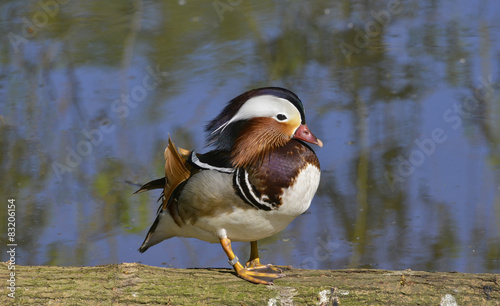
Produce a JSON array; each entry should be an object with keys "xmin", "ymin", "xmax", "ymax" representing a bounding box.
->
[
  {"xmin": 220, "ymin": 238, "xmax": 285, "ymax": 285},
  {"xmin": 246, "ymin": 241, "xmax": 292, "ymax": 272},
  {"xmin": 246, "ymin": 241, "xmax": 262, "ymax": 268}
]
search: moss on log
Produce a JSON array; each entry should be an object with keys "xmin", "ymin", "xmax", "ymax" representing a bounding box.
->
[{"xmin": 1, "ymin": 262, "xmax": 499, "ymax": 305}]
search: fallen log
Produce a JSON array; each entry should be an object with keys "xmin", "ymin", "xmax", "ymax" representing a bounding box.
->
[{"xmin": 1, "ymin": 263, "xmax": 498, "ymax": 304}]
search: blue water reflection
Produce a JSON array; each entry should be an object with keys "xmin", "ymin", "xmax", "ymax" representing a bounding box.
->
[{"xmin": 0, "ymin": 0, "xmax": 499, "ymax": 273}]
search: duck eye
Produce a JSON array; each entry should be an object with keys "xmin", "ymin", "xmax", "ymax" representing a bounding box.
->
[{"xmin": 276, "ymin": 114, "xmax": 287, "ymax": 121}]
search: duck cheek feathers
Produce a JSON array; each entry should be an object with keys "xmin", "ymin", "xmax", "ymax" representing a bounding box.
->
[
  {"xmin": 293, "ymin": 124, "xmax": 323, "ymax": 147},
  {"xmin": 231, "ymin": 118, "xmax": 290, "ymax": 168}
]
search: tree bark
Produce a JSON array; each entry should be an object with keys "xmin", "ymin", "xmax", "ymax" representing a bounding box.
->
[{"xmin": 1, "ymin": 263, "xmax": 498, "ymax": 305}]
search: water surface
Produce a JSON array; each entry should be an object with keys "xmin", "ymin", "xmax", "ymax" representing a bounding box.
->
[{"xmin": 1, "ymin": 0, "xmax": 499, "ymax": 273}]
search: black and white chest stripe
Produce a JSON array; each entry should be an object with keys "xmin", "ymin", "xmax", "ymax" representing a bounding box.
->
[{"xmin": 233, "ymin": 168, "xmax": 278, "ymax": 211}]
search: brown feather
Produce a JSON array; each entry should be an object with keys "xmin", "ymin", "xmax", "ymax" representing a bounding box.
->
[
  {"xmin": 162, "ymin": 137, "xmax": 192, "ymax": 210},
  {"xmin": 133, "ymin": 143, "xmax": 191, "ymax": 196},
  {"xmin": 231, "ymin": 118, "xmax": 290, "ymax": 168},
  {"xmin": 248, "ymin": 139, "xmax": 320, "ymax": 207}
]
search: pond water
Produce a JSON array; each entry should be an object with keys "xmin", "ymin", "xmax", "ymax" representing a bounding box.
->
[{"xmin": 1, "ymin": 0, "xmax": 499, "ymax": 274}]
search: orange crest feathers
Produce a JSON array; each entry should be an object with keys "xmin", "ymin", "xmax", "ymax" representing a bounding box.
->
[{"xmin": 162, "ymin": 136, "xmax": 192, "ymax": 209}]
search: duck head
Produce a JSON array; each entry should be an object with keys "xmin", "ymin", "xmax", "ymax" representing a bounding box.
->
[{"xmin": 206, "ymin": 87, "xmax": 322, "ymax": 168}]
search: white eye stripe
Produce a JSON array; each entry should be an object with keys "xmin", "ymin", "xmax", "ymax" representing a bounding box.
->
[
  {"xmin": 211, "ymin": 95, "xmax": 301, "ymax": 135},
  {"xmin": 229, "ymin": 95, "xmax": 299, "ymax": 123}
]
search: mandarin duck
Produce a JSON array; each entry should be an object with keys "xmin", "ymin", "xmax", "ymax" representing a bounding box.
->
[{"xmin": 135, "ymin": 87, "xmax": 322, "ymax": 285}]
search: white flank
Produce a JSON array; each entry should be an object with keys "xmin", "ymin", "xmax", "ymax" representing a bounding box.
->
[{"xmin": 151, "ymin": 164, "xmax": 320, "ymax": 244}]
